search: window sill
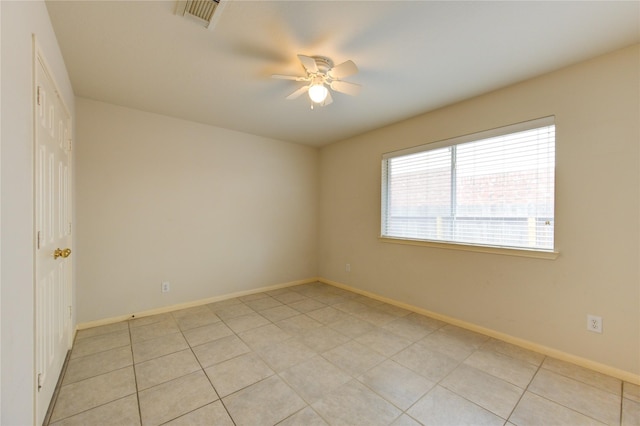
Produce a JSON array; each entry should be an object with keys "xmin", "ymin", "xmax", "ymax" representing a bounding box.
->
[{"xmin": 378, "ymin": 237, "xmax": 559, "ymax": 260}]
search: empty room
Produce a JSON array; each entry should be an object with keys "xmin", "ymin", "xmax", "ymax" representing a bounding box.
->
[{"xmin": 1, "ymin": 0, "xmax": 639, "ymax": 425}]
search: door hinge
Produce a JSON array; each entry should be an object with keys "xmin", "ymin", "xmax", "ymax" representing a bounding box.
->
[
  {"xmin": 68, "ymin": 306, "xmax": 72, "ymax": 319},
  {"xmin": 37, "ymin": 231, "xmax": 41, "ymax": 249},
  {"xmin": 36, "ymin": 86, "xmax": 41, "ymax": 106},
  {"xmin": 37, "ymin": 373, "xmax": 43, "ymax": 391},
  {"xmin": 68, "ymin": 222, "xmax": 72, "ymax": 235}
]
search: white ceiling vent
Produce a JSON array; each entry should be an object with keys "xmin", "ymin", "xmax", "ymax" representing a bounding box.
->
[{"xmin": 175, "ymin": 0, "xmax": 226, "ymax": 29}]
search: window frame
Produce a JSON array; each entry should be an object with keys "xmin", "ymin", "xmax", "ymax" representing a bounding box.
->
[{"xmin": 380, "ymin": 116, "xmax": 558, "ymax": 259}]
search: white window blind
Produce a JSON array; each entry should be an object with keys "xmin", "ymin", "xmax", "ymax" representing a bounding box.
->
[{"xmin": 381, "ymin": 117, "xmax": 555, "ymax": 251}]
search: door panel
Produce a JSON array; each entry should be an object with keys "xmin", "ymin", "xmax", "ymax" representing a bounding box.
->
[{"xmin": 34, "ymin": 51, "xmax": 72, "ymax": 425}]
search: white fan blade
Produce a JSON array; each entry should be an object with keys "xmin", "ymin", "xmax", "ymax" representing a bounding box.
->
[
  {"xmin": 330, "ymin": 80, "xmax": 361, "ymax": 96},
  {"xmin": 328, "ymin": 60, "xmax": 358, "ymax": 79},
  {"xmin": 297, "ymin": 54, "xmax": 318, "ymax": 74},
  {"xmin": 272, "ymin": 74, "xmax": 308, "ymax": 82},
  {"xmin": 286, "ymin": 85, "xmax": 309, "ymax": 100}
]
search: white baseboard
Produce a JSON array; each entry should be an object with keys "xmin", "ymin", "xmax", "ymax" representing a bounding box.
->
[
  {"xmin": 318, "ymin": 277, "xmax": 640, "ymax": 385},
  {"xmin": 76, "ymin": 277, "xmax": 319, "ymax": 330}
]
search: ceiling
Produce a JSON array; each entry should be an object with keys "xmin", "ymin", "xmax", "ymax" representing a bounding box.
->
[{"xmin": 46, "ymin": 1, "xmax": 639, "ymax": 147}]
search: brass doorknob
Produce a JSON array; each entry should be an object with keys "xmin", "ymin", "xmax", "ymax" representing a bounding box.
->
[{"xmin": 53, "ymin": 248, "xmax": 71, "ymax": 259}]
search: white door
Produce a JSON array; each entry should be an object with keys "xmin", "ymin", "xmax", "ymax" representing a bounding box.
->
[{"xmin": 34, "ymin": 50, "xmax": 73, "ymax": 425}]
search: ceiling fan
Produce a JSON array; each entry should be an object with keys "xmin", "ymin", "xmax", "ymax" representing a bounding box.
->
[{"xmin": 272, "ymin": 55, "xmax": 361, "ymax": 108}]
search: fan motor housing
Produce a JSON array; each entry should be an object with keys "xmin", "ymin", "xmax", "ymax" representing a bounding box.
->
[{"xmin": 312, "ymin": 56, "xmax": 333, "ymax": 74}]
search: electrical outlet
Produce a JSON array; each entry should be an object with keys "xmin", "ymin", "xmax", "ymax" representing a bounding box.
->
[
  {"xmin": 161, "ymin": 281, "xmax": 170, "ymax": 293},
  {"xmin": 587, "ymin": 314, "xmax": 602, "ymax": 333},
  {"xmin": 346, "ymin": 263, "xmax": 351, "ymax": 272}
]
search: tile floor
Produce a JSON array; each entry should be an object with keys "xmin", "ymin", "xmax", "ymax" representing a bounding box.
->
[{"xmin": 47, "ymin": 282, "xmax": 640, "ymax": 426}]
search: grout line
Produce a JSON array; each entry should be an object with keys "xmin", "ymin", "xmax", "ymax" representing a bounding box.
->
[
  {"xmin": 127, "ymin": 321, "xmax": 144, "ymax": 426},
  {"xmin": 504, "ymin": 354, "xmax": 546, "ymax": 423},
  {"xmin": 42, "ymin": 349, "xmax": 72, "ymax": 426}
]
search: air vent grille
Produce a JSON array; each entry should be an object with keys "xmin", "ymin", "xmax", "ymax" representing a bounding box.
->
[{"xmin": 176, "ymin": 0, "xmax": 222, "ymax": 29}]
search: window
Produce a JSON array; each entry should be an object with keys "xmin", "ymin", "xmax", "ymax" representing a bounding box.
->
[{"xmin": 381, "ymin": 117, "xmax": 555, "ymax": 253}]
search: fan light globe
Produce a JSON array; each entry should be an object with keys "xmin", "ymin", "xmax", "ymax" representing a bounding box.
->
[{"xmin": 308, "ymin": 83, "xmax": 328, "ymax": 103}]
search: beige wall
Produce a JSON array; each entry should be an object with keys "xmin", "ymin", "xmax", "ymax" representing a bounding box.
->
[
  {"xmin": 318, "ymin": 45, "xmax": 640, "ymax": 376},
  {"xmin": 1, "ymin": 1, "xmax": 75, "ymax": 423},
  {"xmin": 76, "ymin": 98, "xmax": 318, "ymax": 323}
]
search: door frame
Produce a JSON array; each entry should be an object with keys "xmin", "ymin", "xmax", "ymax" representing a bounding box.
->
[{"xmin": 32, "ymin": 35, "xmax": 74, "ymax": 424}]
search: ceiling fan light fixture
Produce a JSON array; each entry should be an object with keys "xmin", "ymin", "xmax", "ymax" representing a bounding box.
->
[{"xmin": 308, "ymin": 83, "xmax": 328, "ymax": 103}]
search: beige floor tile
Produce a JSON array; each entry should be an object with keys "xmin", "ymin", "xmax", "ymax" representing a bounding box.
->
[
  {"xmin": 237, "ymin": 323, "xmax": 291, "ymax": 350},
  {"xmin": 259, "ymin": 304, "xmax": 299, "ymax": 322},
  {"xmin": 222, "ymin": 375, "xmax": 306, "ymax": 426},
  {"xmin": 214, "ymin": 303, "xmax": 255, "ymax": 320},
  {"xmin": 276, "ymin": 314, "xmax": 323, "ymax": 335},
  {"xmin": 192, "ymin": 334, "xmax": 251, "ymax": 367},
  {"xmin": 441, "ymin": 364, "xmax": 523, "ymax": 419},
  {"xmin": 408, "ymin": 386, "xmax": 504, "ymax": 426},
  {"xmin": 254, "ymin": 337, "xmax": 316, "ymax": 372},
  {"xmin": 481, "ymin": 338, "xmax": 545, "ymax": 366},
  {"xmin": 298, "ymin": 326, "xmax": 351, "ymax": 352},
  {"xmin": 528, "ymin": 368, "xmax": 620, "ymax": 425},
  {"xmin": 132, "ymin": 332, "xmax": 189, "ymax": 364},
  {"xmin": 182, "ymin": 321, "xmax": 234, "ymax": 347},
  {"xmin": 204, "ymin": 352, "xmax": 274, "ymax": 397},
  {"xmin": 278, "ymin": 407, "xmax": 328, "ymax": 426},
  {"xmin": 358, "ymin": 359, "xmax": 435, "ymax": 410},
  {"xmin": 312, "ymin": 380, "xmax": 402, "ymax": 425},
  {"xmin": 328, "ymin": 315, "xmax": 376, "ymax": 338},
  {"xmin": 392, "ymin": 414, "xmax": 422, "ymax": 426},
  {"xmin": 130, "ymin": 318, "xmax": 180, "ymax": 343},
  {"xmin": 288, "ymin": 298, "xmax": 327, "ymax": 313},
  {"xmin": 63, "ymin": 345, "xmax": 132, "ymax": 385},
  {"xmin": 271, "ymin": 291, "xmax": 310, "ymax": 304},
  {"xmin": 392, "ymin": 342, "xmax": 460, "ymax": 383},
  {"xmin": 382, "ymin": 316, "xmax": 435, "ymax": 342},
  {"xmin": 244, "ymin": 295, "xmax": 283, "ymax": 311},
  {"xmin": 353, "ymin": 307, "xmax": 398, "ymax": 327},
  {"xmin": 135, "ymin": 349, "xmax": 201, "ymax": 390},
  {"xmin": 49, "ymin": 394, "xmax": 140, "ymax": 426},
  {"xmin": 419, "ymin": 329, "xmax": 482, "ymax": 361},
  {"xmin": 173, "ymin": 309, "xmax": 220, "ymax": 331},
  {"xmin": 623, "ymin": 397, "xmax": 640, "ymax": 426},
  {"xmin": 70, "ymin": 330, "xmax": 130, "ymax": 359},
  {"xmin": 542, "ymin": 357, "xmax": 622, "ymax": 396},
  {"xmin": 312, "ymin": 293, "xmax": 348, "ymax": 305},
  {"xmin": 164, "ymin": 401, "xmax": 234, "ymax": 426},
  {"xmin": 322, "ymin": 340, "xmax": 385, "ymax": 376},
  {"xmin": 333, "ymin": 300, "xmax": 371, "ymax": 315},
  {"xmin": 206, "ymin": 298, "xmax": 242, "ymax": 314},
  {"xmin": 624, "ymin": 382, "xmax": 640, "ymax": 402},
  {"xmin": 509, "ymin": 391, "xmax": 606, "ymax": 425},
  {"xmin": 355, "ymin": 328, "xmax": 413, "ymax": 357},
  {"xmin": 128, "ymin": 313, "xmax": 173, "ymax": 329},
  {"xmin": 279, "ymin": 356, "xmax": 352, "ymax": 403},
  {"xmin": 171, "ymin": 305, "xmax": 211, "ymax": 319},
  {"xmin": 74, "ymin": 322, "xmax": 128, "ymax": 341},
  {"xmin": 224, "ymin": 312, "xmax": 270, "ymax": 334},
  {"xmin": 464, "ymin": 348, "xmax": 538, "ymax": 388},
  {"xmin": 306, "ymin": 306, "xmax": 351, "ymax": 325},
  {"xmin": 138, "ymin": 371, "xmax": 218, "ymax": 426},
  {"xmin": 440, "ymin": 324, "xmax": 490, "ymax": 346},
  {"xmin": 50, "ymin": 367, "xmax": 136, "ymax": 423}
]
